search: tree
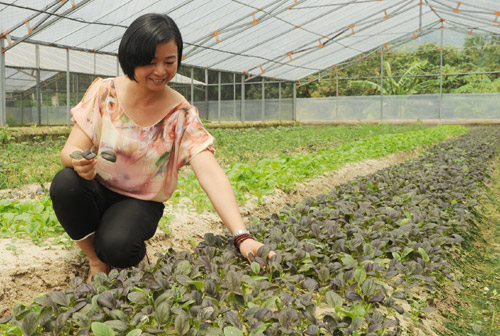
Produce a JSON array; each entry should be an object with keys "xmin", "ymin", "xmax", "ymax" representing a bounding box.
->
[
  {"xmin": 350, "ymin": 60, "xmax": 438, "ymax": 95},
  {"xmin": 350, "ymin": 60, "xmax": 440, "ymax": 118}
]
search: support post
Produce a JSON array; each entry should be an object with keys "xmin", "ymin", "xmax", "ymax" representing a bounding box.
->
[
  {"xmin": 190, "ymin": 67, "xmax": 194, "ymax": 105},
  {"xmin": 66, "ymin": 48, "xmax": 71, "ymax": 125},
  {"xmin": 278, "ymin": 81, "xmax": 282, "ymax": 122},
  {"xmin": 75, "ymin": 73, "xmax": 79, "ymax": 104},
  {"xmin": 419, "ymin": 2, "xmax": 423, "ymax": 32},
  {"xmin": 336, "ymin": 71, "xmax": 339, "ymax": 120},
  {"xmin": 0, "ymin": 38, "xmax": 6, "ymax": 125},
  {"xmin": 36, "ymin": 45, "xmax": 42, "ymax": 125},
  {"xmin": 439, "ymin": 28, "xmax": 444, "ymax": 119},
  {"xmin": 204, "ymin": 68, "xmax": 208, "ymax": 120},
  {"xmin": 233, "ymin": 73, "xmax": 236, "ymax": 121},
  {"xmin": 218, "ymin": 71, "xmax": 221, "ymax": 122},
  {"xmin": 241, "ymin": 75, "xmax": 245, "ymax": 122},
  {"xmin": 292, "ymin": 81, "xmax": 297, "ymax": 121},
  {"xmin": 21, "ymin": 93, "xmax": 24, "ymax": 125},
  {"xmin": 261, "ymin": 79, "xmax": 265, "ymax": 122},
  {"xmin": 380, "ymin": 47, "xmax": 384, "ymax": 121}
]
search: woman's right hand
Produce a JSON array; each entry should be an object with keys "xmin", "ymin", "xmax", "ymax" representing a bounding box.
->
[{"xmin": 72, "ymin": 157, "xmax": 97, "ymax": 180}]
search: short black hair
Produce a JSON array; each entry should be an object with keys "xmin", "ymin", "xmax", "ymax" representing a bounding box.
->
[{"xmin": 118, "ymin": 13, "xmax": 183, "ymax": 81}]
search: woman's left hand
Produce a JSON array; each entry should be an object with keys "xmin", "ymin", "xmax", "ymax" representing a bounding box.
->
[{"xmin": 239, "ymin": 239, "xmax": 276, "ymax": 263}]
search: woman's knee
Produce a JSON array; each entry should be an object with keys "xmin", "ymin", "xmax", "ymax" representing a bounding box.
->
[
  {"xmin": 50, "ymin": 168, "xmax": 97, "ymax": 201},
  {"xmin": 94, "ymin": 233, "xmax": 145, "ymax": 268},
  {"xmin": 50, "ymin": 168, "xmax": 83, "ymax": 198},
  {"xmin": 49, "ymin": 168, "xmax": 104, "ymax": 240}
]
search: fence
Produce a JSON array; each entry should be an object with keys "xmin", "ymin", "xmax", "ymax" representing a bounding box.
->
[
  {"xmin": 195, "ymin": 98, "xmax": 294, "ymax": 122},
  {"xmin": 7, "ymin": 93, "xmax": 500, "ymax": 125},
  {"xmin": 296, "ymin": 93, "xmax": 500, "ymax": 121}
]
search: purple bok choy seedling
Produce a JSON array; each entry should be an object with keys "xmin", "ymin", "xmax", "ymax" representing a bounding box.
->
[{"xmin": 70, "ymin": 146, "xmax": 116, "ymax": 163}]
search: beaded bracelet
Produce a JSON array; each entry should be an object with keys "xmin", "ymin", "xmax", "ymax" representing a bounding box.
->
[
  {"xmin": 233, "ymin": 233, "xmax": 253, "ymax": 249},
  {"xmin": 233, "ymin": 233, "xmax": 252, "ymax": 247},
  {"xmin": 232, "ymin": 229, "xmax": 250, "ymax": 237}
]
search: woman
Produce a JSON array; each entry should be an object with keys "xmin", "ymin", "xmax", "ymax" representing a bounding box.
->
[{"xmin": 50, "ymin": 13, "xmax": 273, "ymax": 283}]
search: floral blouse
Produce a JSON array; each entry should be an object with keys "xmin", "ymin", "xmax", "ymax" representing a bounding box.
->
[{"xmin": 71, "ymin": 77, "xmax": 215, "ymax": 202}]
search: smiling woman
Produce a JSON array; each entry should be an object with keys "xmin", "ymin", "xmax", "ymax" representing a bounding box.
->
[
  {"xmin": 118, "ymin": 13, "xmax": 183, "ymax": 76},
  {"xmin": 48, "ymin": 13, "xmax": 274, "ymax": 284},
  {"xmin": 132, "ymin": 41, "xmax": 178, "ymax": 90}
]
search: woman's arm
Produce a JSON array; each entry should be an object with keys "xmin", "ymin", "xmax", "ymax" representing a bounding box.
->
[
  {"xmin": 190, "ymin": 150, "xmax": 275, "ymax": 261},
  {"xmin": 61, "ymin": 124, "xmax": 97, "ymax": 180}
]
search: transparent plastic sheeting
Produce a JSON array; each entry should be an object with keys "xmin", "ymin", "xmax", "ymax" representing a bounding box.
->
[
  {"xmin": 7, "ymin": 105, "xmax": 67, "ymax": 125},
  {"xmin": 296, "ymin": 94, "xmax": 500, "ymax": 121},
  {"xmin": 202, "ymin": 99, "xmax": 294, "ymax": 122},
  {"xmin": 4, "ymin": 43, "xmax": 120, "ymax": 77},
  {"xmin": 5, "ymin": 67, "xmax": 57, "ymax": 92},
  {"xmin": 1, "ymin": 0, "xmax": 499, "ymax": 82},
  {"xmin": 4, "ymin": 44, "xmax": 203, "ymax": 93},
  {"xmin": 7, "ymin": 93, "xmax": 500, "ymax": 125}
]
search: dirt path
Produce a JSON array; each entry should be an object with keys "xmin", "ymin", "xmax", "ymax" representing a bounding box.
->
[{"xmin": 0, "ymin": 151, "xmax": 419, "ymax": 318}]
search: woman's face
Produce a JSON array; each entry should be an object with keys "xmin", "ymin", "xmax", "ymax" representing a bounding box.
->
[{"xmin": 134, "ymin": 40, "xmax": 178, "ymax": 90}]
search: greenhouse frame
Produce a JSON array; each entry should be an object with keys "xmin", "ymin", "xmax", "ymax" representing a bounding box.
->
[{"xmin": 0, "ymin": 0, "xmax": 499, "ymax": 125}]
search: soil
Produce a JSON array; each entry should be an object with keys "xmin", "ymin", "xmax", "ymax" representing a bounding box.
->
[
  {"xmin": 0, "ymin": 151, "xmax": 420, "ymax": 319},
  {"xmin": 435, "ymin": 158, "xmax": 500, "ymax": 336}
]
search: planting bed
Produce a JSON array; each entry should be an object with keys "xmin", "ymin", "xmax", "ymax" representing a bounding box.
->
[
  {"xmin": 2, "ymin": 124, "xmax": 458, "ymax": 325},
  {"xmin": 1, "ymin": 128, "xmax": 499, "ymax": 335},
  {"xmin": 2, "ymin": 129, "xmax": 500, "ymax": 335},
  {"xmin": 0, "ymin": 151, "xmax": 417, "ymax": 326}
]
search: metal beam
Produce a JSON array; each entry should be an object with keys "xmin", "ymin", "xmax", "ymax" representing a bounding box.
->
[
  {"xmin": 299, "ymin": 21, "xmax": 441, "ymax": 88},
  {"xmin": 439, "ymin": 28, "xmax": 444, "ymax": 119},
  {"xmin": 4, "ymin": 0, "xmax": 93, "ymax": 52},
  {"xmin": 190, "ymin": 67, "xmax": 194, "ymax": 105},
  {"xmin": 261, "ymin": 79, "xmax": 265, "ymax": 122},
  {"xmin": 21, "ymin": 92, "xmax": 24, "ymax": 125},
  {"xmin": 4, "ymin": 0, "xmax": 62, "ymax": 41},
  {"xmin": 278, "ymin": 81, "xmax": 282, "ymax": 122},
  {"xmin": 380, "ymin": 47, "xmax": 384, "ymax": 121},
  {"xmin": 7, "ymin": 37, "xmax": 117, "ymax": 56},
  {"xmin": 245, "ymin": 0, "xmax": 416, "ymax": 81},
  {"xmin": 36, "ymin": 44, "xmax": 41, "ymax": 125},
  {"xmin": 218, "ymin": 71, "xmax": 221, "ymax": 122},
  {"xmin": 233, "ymin": 73, "xmax": 236, "ymax": 121},
  {"xmin": 335, "ymin": 71, "xmax": 339, "ymax": 120},
  {"xmin": 0, "ymin": 38, "xmax": 6, "ymax": 125},
  {"xmin": 93, "ymin": 0, "xmax": 194, "ymax": 51},
  {"xmin": 29, "ymin": 1, "xmax": 67, "ymax": 33},
  {"xmin": 419, "ymin": 1, "xmax": 423, "ymax": 32},
  {"xmin": 204, "ymin": 68, "xmax": 208, "ymax": 120},
  {"xmin": 185, "ymin": 0, "xmax": 291, "ymax": 60},
  {"xmin": 66, "ymin": 48, "xmax": 70, "ymax": 125},
  {"xmin": 241, "ymin": 76, "xmax": 245, "ymax": 122}
]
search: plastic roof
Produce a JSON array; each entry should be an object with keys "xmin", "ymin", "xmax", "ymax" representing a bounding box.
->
[
  {"xmin": 4, "ymin": 42, "xmax": 204, "ymax": 92},
  {"xmin": 1, "ymin": 0, "xmax": 500, "ymax": 84},
  {"xmin": 5, "ymin": 66, "xmax": 57, "ymax": 92}
]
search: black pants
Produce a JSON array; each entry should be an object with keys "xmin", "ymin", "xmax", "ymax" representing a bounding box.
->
[{"xmin": 49, "ymin": 168, "xmax": 164, "ymax": 268}]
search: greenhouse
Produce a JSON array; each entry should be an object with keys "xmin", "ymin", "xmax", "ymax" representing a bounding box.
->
[
  {"xmin": 1, "ymin": 1, "xmax": 500, "ymax": 336},
  {"xmin": 1, "ymin": 0, "xmax": 500, "ymax": 126}
]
